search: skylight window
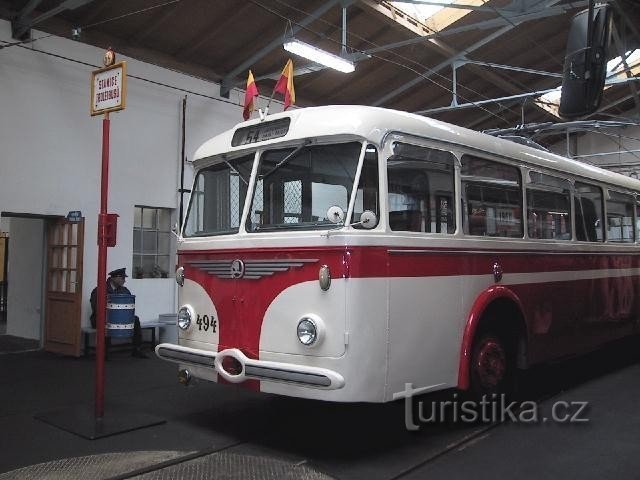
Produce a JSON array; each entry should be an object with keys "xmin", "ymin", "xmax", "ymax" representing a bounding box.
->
[
  {"xmin": 535, "ymin": 48, "xmax": 640, "ymax": 118},
  {"xmin": 375, "ymin": 0, "xmax": 480, "ymax": 36},
  {"xmin": 389, "ymin": 1, "xmax": 453, "ymax": 23}
]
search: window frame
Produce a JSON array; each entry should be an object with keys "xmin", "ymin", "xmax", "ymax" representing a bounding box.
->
[
  {"xmin": 525, "ymin": 170, "xmax": 573, "ymax": 241},
  {"xmin": 460, "ymin": 154, "xmax": 524, "ymax": 239},
  {"xmin": 573, "ymin": 181, "xmax": 605, "ymax": 243},
  {"xmin": 183, "ymin": 153, "xmax": 255, "ymax": 238},
  {"xmin": 605, "ymin": 189, "xmax": 636, "ymax": 243},
  {"xmin": 132, "ymin": 206, "xmax": 175, "ymax": 279},
  {"xmin": 385, "ymin": 141, "xmax": 458, "ymax": 235},
  {"xmin": 245, "ymin": 141, "xmax": 364, "ymax": 233}
]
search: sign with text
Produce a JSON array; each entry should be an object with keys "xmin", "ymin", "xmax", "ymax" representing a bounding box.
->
[
  {"xmin": 67, "ymin": 211, "xmax": 83, "ymax": 223},
  {"xmin": 90, "ymin": 62, "xmax": 127, "ymax": 116}
]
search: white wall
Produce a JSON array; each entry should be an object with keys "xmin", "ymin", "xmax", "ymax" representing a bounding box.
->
[
  {"xmin": 6, "ymin": 218, "xmax": 44, "ymax": 340},
  {"xmin": 0, "ymin": 19, "xmax": 278, "ymax": 326}
]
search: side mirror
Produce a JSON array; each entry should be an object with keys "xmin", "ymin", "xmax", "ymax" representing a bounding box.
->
[
  {"xmin": 559, "ymin": 4, "xmax": 612, "ymax": 118},
  {"xmin": 359, "ymin": 210, "xmax": 378, "ymax": 229},
  {"xmin": 326, "ymin": 206, "xmax": 345, "ymax": 224}
]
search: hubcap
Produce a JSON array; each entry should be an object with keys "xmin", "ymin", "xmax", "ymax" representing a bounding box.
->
[{"xmin": 475, "ymin": 339, "xmax": 507, "ymax": 389}]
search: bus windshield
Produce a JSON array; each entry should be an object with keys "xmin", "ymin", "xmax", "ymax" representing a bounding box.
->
[
  {"xmin": 246, "ymin": 142, "xmax": 363, "ymax": 232},
  {"xmin": 183, "ymin": 153, "xmax": 254, "ymax": 237}
]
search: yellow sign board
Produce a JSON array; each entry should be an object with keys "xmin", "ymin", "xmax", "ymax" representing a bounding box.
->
[{"xmin": 90, "ymin": 61, "xmax": 127, "ymax": 116}]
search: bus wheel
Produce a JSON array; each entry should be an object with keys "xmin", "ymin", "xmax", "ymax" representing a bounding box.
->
[{"xmin": 470, "ymin": 333, "xmax": 511, "ymax": 398}]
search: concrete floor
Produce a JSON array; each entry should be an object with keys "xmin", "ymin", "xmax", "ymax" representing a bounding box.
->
[{"xmin": 1, "ymin": 340, "xmax": 639, "ymax": 479}]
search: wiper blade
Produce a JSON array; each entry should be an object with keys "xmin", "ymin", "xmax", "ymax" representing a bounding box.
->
[
  {"xmin": 223, "ymin": 160, "xmax": 249, "ymax": 186},
  {"xmin": 188, "ymin": 228, "xmax": 239, "ymax": 237},
  {"xmin": 253, "ymin": 221, "xmax": 334, "ymax": 232},
  {"xmin": 259, "ymin": 140, "xmax": 311, "ymax": 180}
]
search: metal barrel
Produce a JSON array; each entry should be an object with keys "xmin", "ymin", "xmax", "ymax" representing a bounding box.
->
[{"xmin": 106, "ymin": 293, "xmax": 135, "ymax": 337}]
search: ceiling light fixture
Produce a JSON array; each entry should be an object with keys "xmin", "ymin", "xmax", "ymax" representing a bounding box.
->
[{"xmin": 283, "ymin": 38, "xmax": 355, "ymax": 73}]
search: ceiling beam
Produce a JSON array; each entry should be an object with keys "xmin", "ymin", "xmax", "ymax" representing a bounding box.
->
[
  {"xmin": 16, "ymin": 14, "xmax": 228, "ymax": 92},
  {"xmin": 362, "ymin": 1, "xmax": 586, "ymax": 56},
  {"xmin": 12, "ymin": 0, "xmax": 96, "ymax": 40},
  {"xmin": 418, "ymin": 24, "xmax": 558, "ymax": 119},
  {"xmin": 372, "ymin": 24, "xmax": 514, "ymax": 107},
  {"xmin": 586, "ymin": 93, "xmax": 640, "ymax": 120},
  {"xmin": 15, "ymin": 0, "xmax": 42, "ymax": 18},
  {"xmin": 11, "ymin": 0, "xmax": 44, "ymax": 39},
  {"xmin": 390, "ymin": 0, "xmax": 528, "ymax": 14},
  {"xmin": 610, "ymin": 23, "xmax": 640, "ymax": 116},
  {"xmin": 219, "ymin": 0, "xmax": 355, "ymax": 97},
  {"xmin": 371, "ymin": 0, "xmax": 575, "ymax": 107}
]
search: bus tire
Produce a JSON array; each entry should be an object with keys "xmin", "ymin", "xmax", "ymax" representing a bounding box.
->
[{"xmin": 469, "ymin": 332, "xmax": 514, "ymax": 399}]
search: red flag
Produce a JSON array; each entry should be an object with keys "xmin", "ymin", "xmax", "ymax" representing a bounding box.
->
[
  {"xmin": 273, "ymin": 59, "xmax": 295, "ymax": 110},
  {"xmin": 243, "ymin": 70, "xmax": 259, "ymax": 120}
]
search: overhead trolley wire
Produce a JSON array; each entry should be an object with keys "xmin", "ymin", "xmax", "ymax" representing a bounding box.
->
[
  {"xmin": 481, "ymin": 0, "xmax": 566, "ymax": 69},
  {"xmin": 81, "ymin": 0, "xmax": 184, "ymax": 30},
  {"xmin": 261, "ymin": 0, "xmax": 529, "ymax": 126},
  {"xmin": 0, "ymin": 0, "xmax": 184, "ymax": 49},
  {"xmin": 0, "ymin": 38, "xmax": 245, "ymax": 108}
]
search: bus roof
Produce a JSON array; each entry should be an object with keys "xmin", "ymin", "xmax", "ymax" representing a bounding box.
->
[{"xmin": 194, "ymin": 105, "xmax": 640, "ymax": 192}]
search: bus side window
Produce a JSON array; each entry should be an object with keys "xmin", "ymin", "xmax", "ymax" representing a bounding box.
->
[
  {"xmin": 386, "ymin": 143, "xmax": 456, "ymax": 234},
  {"xmin": 461, "ymin": 156, "xmax": 522, "ymax": 238},
  {"xmin": 606, "ymin": 190, "xmax": 635, "ymax": 243},
  {"xmin": 526, "ymin": 172, "xmax": 572, "ymax": 240},
  {"xmin": 574, "ymin": 182, "xmax": 604, "ymax": 242}
]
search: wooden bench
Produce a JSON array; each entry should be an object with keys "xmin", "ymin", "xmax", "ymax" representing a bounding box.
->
[{"xmin": 82, "ymin": 321, "xmax": 166, "ymax": 356}]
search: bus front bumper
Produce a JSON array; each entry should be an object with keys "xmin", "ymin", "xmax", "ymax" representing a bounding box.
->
[{"xmin": 155, "ymin": 343, "xmax": 345, "ymax": 390}]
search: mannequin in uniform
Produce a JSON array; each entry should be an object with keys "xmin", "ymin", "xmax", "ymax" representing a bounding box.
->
[{"xmin": 90, "ymin": 268, "xmax": 148, "ymax": 358}]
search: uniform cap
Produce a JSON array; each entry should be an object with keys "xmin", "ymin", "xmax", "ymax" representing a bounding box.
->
[{"xmin": 108, "ymin": 268, "xmax": 128, "ymax": 278}]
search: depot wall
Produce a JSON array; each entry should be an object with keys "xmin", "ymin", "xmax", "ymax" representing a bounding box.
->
[{"xmin": 0, "ymin": 19, "xmax": 256, "ymax": 328}]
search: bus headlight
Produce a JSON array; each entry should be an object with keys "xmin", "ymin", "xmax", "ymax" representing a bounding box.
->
[
  {"xmin": 297, "ymin": 318, "xmax": 317, "ymax": 345},
  {"xmin": 177, "ymin": 305, "xmax": 194, "ymax": 330},
  {"xmin": 176, "ymin": 266, "xmax": 185, "ymax": 286},
  {"xmin": 297, "ymin": 315, "xmax": 323, "ymax": 346}
]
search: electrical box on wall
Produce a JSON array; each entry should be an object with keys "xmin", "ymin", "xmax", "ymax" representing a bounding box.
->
[{"xmin": 98, "ymin": 213, "xmax": 119, "ymax": 247}]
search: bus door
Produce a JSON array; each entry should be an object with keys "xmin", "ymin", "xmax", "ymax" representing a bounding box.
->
[{"xmin": 385, "ymin": 142, "xmax": 463, "ymax": 393}]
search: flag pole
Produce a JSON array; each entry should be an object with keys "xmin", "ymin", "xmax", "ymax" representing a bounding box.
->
[{"xmin": 264, "ymin": 89, "xmax": 277, "ymax": 117}]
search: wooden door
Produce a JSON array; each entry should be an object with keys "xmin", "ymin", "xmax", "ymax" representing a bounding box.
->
[{"xmin": 44, "ymin": 218, "xmax": 84, "ymax": 356}]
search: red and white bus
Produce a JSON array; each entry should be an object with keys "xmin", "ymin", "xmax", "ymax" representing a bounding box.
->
[{"xmin": 156, "ymin": 105, "xmax": 640, "ymax": 402}]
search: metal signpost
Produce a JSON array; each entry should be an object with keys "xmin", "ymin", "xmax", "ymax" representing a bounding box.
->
[
  {"xmin": 90, "ymin": 48, "xmax": 126, "ymax": 419},
  {"xmin": 34, "ymin": 49, "xmax": 163, "ymax": 439}
]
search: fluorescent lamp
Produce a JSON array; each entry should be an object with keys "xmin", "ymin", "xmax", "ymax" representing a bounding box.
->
[{"xmin": 283, "ymin": 38, "xmax": 355, "ymax": 73}]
